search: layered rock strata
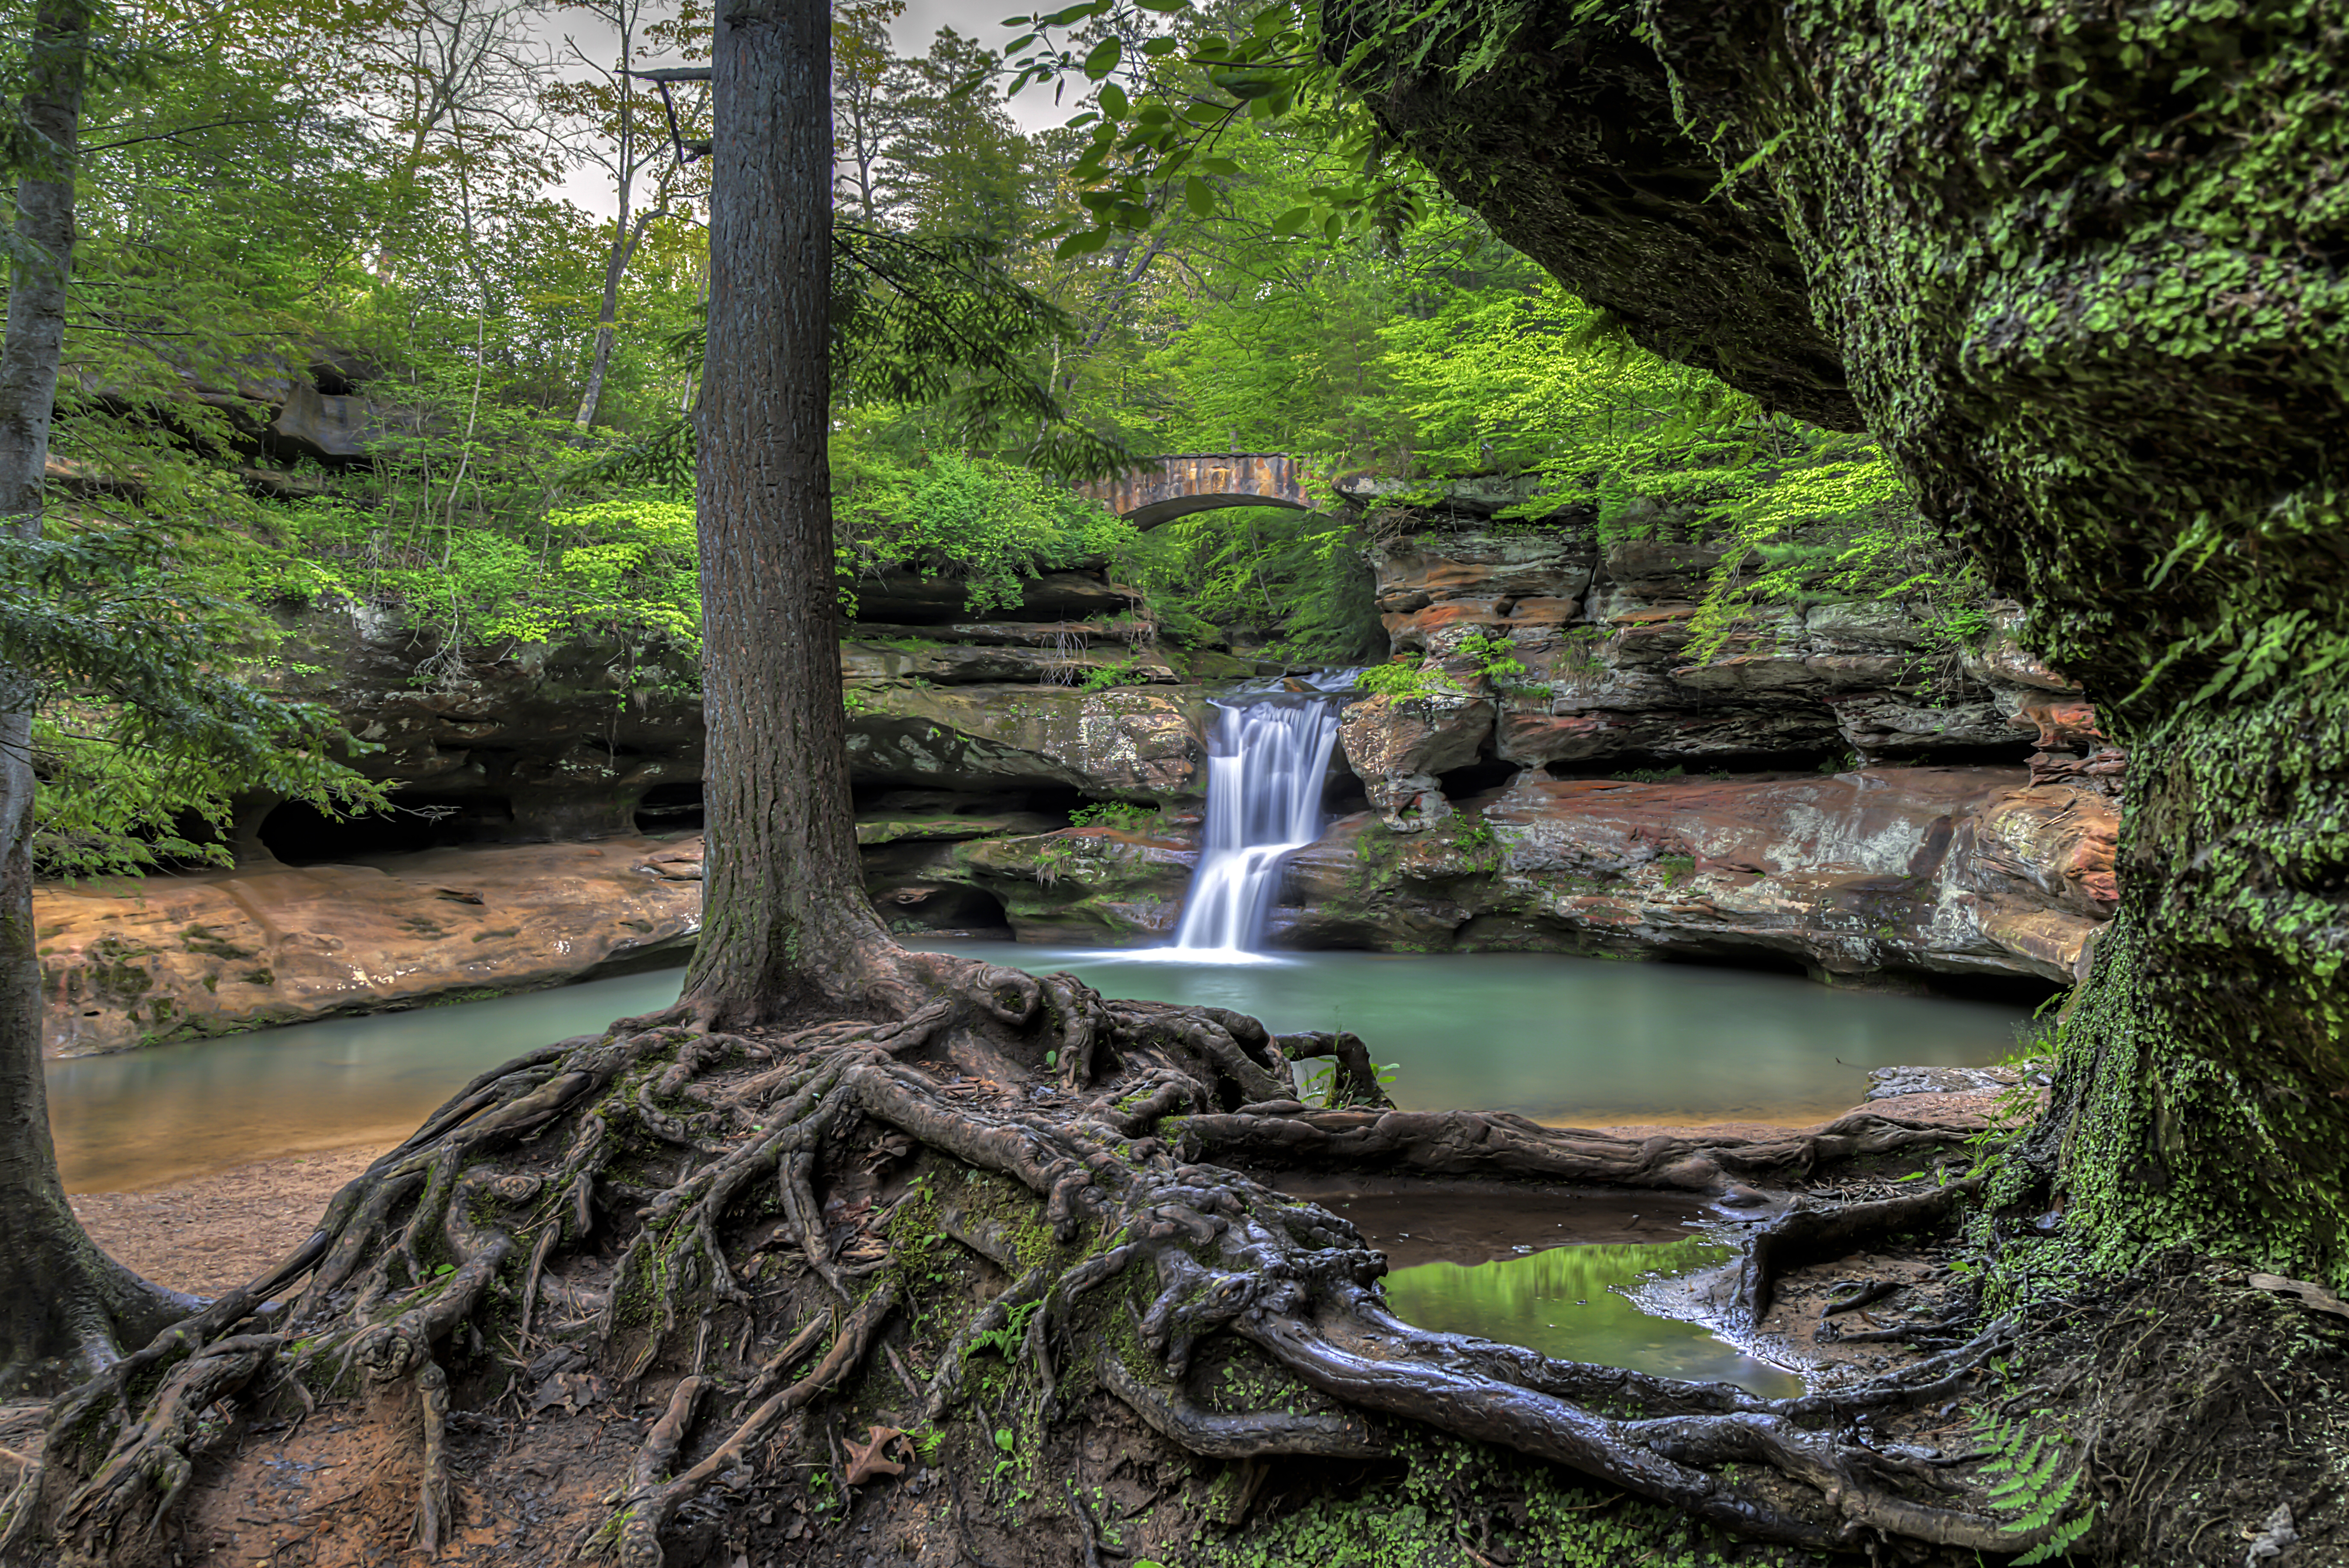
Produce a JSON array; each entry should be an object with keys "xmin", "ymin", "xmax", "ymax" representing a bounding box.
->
[
  {"xmin": 247, "ymin": 564, "xmax": 1242, "ymax": 858},
  {"xmin": 40, "ymin": 522, "xmax": 2123, "ymax": 1051},
  {"xmin": 1354, "ymin": 504, "xmax": 2110, "ymax": 822}
]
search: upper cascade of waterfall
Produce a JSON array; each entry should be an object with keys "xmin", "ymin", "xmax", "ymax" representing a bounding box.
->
[{"xmin": 1167, "ymin": 690, "xmax": 1347, "ymax": 959}]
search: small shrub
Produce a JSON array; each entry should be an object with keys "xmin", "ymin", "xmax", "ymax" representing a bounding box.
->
[
  {"xmin": 1358, "ymin": 660, "xmax": 1448, "ymax": 700},
  {"xmin": 1069, "ymin": 801, "xmax": 1158, "ymax": 833},
  {"xmin": 1079, "ymin": 660, "xmax": 1152, "ymax": 691}
]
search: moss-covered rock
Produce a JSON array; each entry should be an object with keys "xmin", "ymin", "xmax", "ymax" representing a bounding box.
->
[
  {"xmin": 1330, "ymin": 0, "xmax": 1859, "ymax": 428},
  {"xmin": 1348, "ymin": 0, "xmax": 2349, "ymax": 1285},
  {"xmin": 846, "ymin": 684, "xmax": 1210, "ymax": 800}
]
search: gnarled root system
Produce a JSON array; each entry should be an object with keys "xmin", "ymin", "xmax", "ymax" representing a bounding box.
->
[{"xmin": 9, "ymin": 957, "xmax": 2046, "ymax": 1565}]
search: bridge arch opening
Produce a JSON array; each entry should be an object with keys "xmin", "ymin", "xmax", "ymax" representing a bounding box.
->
[{"xmin": 1078, "ymin": 452, "xmax": 1317, "ymax": 529}]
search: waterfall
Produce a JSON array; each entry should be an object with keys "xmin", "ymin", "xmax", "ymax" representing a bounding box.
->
[{"xmin": 1168, "ymin": 693, "xmax": 1344, "ymax": 957}]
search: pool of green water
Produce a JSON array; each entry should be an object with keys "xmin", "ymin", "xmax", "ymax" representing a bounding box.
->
[
  {"xmin": 924, "ymin": 939, "xmax": 2027, "ymax": 1125},
  {"xmin": 45, "ymin": 940, "xmax": 2025, "ymax": 1193}
]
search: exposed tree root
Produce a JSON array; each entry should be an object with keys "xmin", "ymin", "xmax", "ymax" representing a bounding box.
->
[{"xmin": 14, "ymin": 953, "xmax": 2054, "ymax": 1565}]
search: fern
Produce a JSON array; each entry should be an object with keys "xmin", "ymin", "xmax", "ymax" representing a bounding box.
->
[{"xmin": 1968, "ymin": 1408, "xmax": 2096, "ymax": 1564}]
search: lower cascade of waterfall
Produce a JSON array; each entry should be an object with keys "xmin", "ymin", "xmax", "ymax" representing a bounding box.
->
[{"xmin": 1167, "ymin": 689, "xmax": 1345, "ymax": 957}]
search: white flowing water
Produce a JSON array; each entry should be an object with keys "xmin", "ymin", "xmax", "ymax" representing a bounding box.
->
[{"xmin": 1167, "ymin": 694, "xmax": 1345, "ymax": 958}]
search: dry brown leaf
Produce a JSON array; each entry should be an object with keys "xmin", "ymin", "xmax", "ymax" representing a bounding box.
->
[{"xmin": 842, "ymin": 1424, "xmax": 910, "ymax": 1485}]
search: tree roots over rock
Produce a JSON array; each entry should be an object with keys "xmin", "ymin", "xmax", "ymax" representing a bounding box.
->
[{"xmin": 4, "ymin": 963, "xmax": 2073, "ymax": 1565}]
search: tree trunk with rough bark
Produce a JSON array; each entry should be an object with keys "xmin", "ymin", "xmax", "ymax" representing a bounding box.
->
[
  {"xmin": 675, "ymin": 0, "xmax": 896, "ymax": 1030},
  {"xmin": 0, "ymin": 0, "xmax": 193, "ymax": 1398}
]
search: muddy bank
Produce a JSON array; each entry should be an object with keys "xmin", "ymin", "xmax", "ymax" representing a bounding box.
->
[{"xmin": 67, "ymin": 1147, "xmax": 381, "ymax": 1297}]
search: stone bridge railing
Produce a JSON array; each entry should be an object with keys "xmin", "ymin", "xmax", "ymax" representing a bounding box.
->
[{"xmin": 1077, "ymin": 452, "xmax": 1315, "ymax": 528}]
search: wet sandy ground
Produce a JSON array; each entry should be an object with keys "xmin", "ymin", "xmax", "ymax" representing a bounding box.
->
[{"xmin": 69, "ymin": 1146, "xmax": 381, "ymax": 1296}]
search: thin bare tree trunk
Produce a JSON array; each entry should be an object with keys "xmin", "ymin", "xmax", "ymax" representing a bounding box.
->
[
  {"xmin": 0, "ymin": 0, "xmax": 191, "ymax": 1397},
  {"xmin": 570, "ymin": 204, "xmax": 663, "ymax": 431},
  {"xmin": 680, "ymin": 0, "xmax": 892, "ymax": 1028}
]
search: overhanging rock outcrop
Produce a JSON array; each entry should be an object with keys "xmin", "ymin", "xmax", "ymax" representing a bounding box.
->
[
  {"xmin": 1328, "ymin": 0, "xmax": 1858, "ymax": 429},
  {"xmin": 1340, "ymin": 0, "xmax": 2349, "ymax": 1286}
]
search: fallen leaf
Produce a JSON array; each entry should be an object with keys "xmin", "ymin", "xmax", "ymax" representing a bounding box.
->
[
  {"xmin": 2248, "ymin": 1273, "xmax": 2349, "ymax": 1320},
  {"xmin": 842, "ymin": 1424, "xmax": 910, "ymax": 1485}
]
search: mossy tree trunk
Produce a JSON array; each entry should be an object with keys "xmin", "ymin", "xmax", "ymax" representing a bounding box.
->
[{"xmin": 0, "ymin": 0, "xmax": 196, "ymax": 1396}]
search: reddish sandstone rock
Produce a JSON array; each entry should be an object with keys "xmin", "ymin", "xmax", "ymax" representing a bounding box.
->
[
  {"xmin": 36, "ymin": 838, "xmax": 704, "ymax": 1057},
  {"xmin": 1275, "ymin": 765, "xmax": 2117, "ymax": 986},
  {"xmin": 1337, "ymin": 691, "xmax": 1496, "ymax": 829}
]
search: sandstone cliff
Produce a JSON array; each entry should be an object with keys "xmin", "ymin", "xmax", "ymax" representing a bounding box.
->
[{"xmin": 38, "ymin": 524, "xmax": 2119, "ymax": 1053}]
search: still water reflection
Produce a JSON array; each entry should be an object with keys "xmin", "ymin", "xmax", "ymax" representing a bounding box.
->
[
  {"xmin": 1382, "ymin": 1237, "xmax": 1801, "ymax": 1397},
  {"xmin": 922, "ymin": 940, "xmax": 2026, "ymax": 1124}
]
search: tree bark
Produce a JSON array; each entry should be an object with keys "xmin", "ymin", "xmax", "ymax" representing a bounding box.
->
[
  {"xmin": 0, "ymin": 0, "xmax": 193, "ymax": 1397},
  {"xmin": 681, "ymin": 0, "xmax": 894, "ymax": 1028}
]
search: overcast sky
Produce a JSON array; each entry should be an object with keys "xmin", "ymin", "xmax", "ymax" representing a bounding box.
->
[{"xmin": 544, "ymin": 0, "xmax": 1076, "ymax": 218}]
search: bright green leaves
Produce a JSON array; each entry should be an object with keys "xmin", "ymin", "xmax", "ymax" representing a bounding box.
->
[
  {"xmin": 2, "ymin": 525, "xmax": 390, "ymax": 880},
  {"xmin": 831, "ymin": 443, "xmax": 1141, "ymax": 617},
  {"xmin": 998, "ymin": 1, "xmax": 1412, "ymax": 260}
]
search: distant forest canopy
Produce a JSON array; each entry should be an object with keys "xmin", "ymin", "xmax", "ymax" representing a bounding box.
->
[{"xmin": 10, "ymin": 0, "xmax": 1979, "ymax": 872}]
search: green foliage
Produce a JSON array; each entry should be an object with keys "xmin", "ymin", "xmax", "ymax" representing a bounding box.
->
[
  {"xmin": 1684, "ymin": 439, "xmax": 1987, "ymax": 663},
  {"xmin": 1356, "ymin": 659, "xmax": 1450, "ymax": 700},
  {"xmin": 251, "ymin": 496, "xmax": 703, "ymax": 659},
  {"xmin": 1451, "ymin": 630, "xmax": 1542, "ymax": 695},
  {"xmin": 1969, "ymin": 1407, "xmax": 2095, "ymax": 1563},
  {"xmin": 1132, "ymin": 506, "xmax": 1382, "ymax": 664},
  {"xmin": 1069, "ymin": 800, "xmax": 1158, "ymax": 832},
  {"xmin": 968, "ymin": 1299, "xmax": 1042, "ymax": 1360},
  {"xmin": 1193, "ymin": 1427, "xmax": 1772, "ymax": 1568},
  {"xmin": 0, "ymin": 525, "xmax": 387, "ymax": 877},
  {"xmin": 835, "ymin": 440, "xmax": 1138, "ymax": 614},
  {"xmin": 1077, "ymin": 659, "xmax": 1153, "ymax": 691}
]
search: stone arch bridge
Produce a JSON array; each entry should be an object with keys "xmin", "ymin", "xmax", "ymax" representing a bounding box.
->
[{"xmin": 1077, "ymin": 452, "xmax": 1315, "ymax": 528}]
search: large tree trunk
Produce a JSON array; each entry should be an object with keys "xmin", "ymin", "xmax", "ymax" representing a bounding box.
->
[
  {"xmin": 0, "ymin": 0, "xmax": 195, "ymax": 1397},
  {"xmin": 679, "ymin": 0, "xmax": 895, "ymax": 1028}
]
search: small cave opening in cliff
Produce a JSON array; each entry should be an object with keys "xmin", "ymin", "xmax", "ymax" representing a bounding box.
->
[
  {"xmin": 874, "ymin": 882, "xmax": 1014, "ymax": 940},
  {"xmin": 258, "ymin": 795, "xmax": 513, "ymax": 864},
  {"xmin": 1863, "ymin": 738, "xmax": 2042, "ymax": 769},
  {"xmin": 1436, "ymin": 756, "xmax": 1522, "ymax": 800},
  {"xmin": 635, "ymin": 780, "xmax": 704, "ymax": 836},
  {"xmin": 851, "ymin": 783, "xmax": 1093, "ymax": 833},
  {"xmin": 1321, "ymin": 767, "xmax": 1370, "ymax": 818}
]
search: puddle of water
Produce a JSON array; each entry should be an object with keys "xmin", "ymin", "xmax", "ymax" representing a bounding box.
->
[
  {"xmin": 1297, "ymin": 1182, "xmax": 1800, "ymax": 1397},
  {"xmin": 1382, "ymin": 1238, "xmax": 1799, "ymax": 1398}
]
